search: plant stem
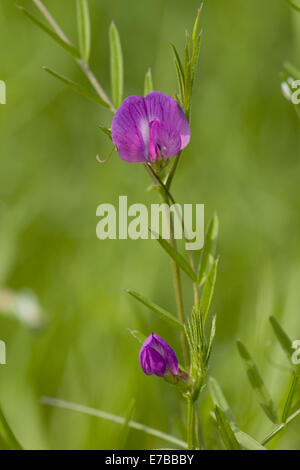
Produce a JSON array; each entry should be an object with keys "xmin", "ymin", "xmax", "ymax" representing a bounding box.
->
[
  {"xmin": 32, "ymin": 0, "xmax": 115, "ymax": 113},
  {"xmin": 187, "ymin": 398, "xmax": 196, "ymax": 449},
  {"xmin": 261, "ymin": 406, "xmax": 300, "ymax": 446},
  {"xmin": 281, "ymin": 371, "xmax": 299, "ymax": 423}
]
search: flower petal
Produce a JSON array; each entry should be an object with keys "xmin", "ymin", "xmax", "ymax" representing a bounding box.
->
[
  {"xmin": 111, "ymin": 96, "xmax": 149, "ymax": 162},
  {"xmin": 150, "ymin": 333, "xmax": 179, "ymax": 376},
  {"xmin": 139, "ymin": 345, "xmax": 166, "ymax": 376},
  {"xmin": 145, "ymin": 91, "xmax": 191, "ymax": 150},
  {"xmin": 149, "ymin": 119, "xmax": 181, "ymax": 160}
]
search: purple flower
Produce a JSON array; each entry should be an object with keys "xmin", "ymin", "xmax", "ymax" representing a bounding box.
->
[
  {"xmin": 139, "ymin": 333, "xmax": 179, "ymax": 377},
  {"xmin": 111, "ymin": 91, "xmax": 191, "ymax": 163}
]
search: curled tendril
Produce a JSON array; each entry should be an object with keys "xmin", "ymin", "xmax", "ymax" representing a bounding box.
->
[{"xmin": 96, "ymin": 145, "xmax": 116, "ymax": 164}]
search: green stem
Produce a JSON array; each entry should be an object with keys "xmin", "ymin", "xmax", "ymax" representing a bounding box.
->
[
  {"xmin": 261, "ymin": 406, "xmax": 300, "ymax": 446},
  {"xmin": 187, "ymin": 398, "xmax": 196, "ymax": 449},
  {"xmin": 281, "ymin": 372, "xmax": 299, "ymax": 423}
]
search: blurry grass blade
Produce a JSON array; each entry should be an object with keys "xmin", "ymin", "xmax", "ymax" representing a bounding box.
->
[
  {"xmin": 109, "ymin": 22, "xmax": 124, "ymax": 108},
  {"xmin": 151, "ymin": 231, "xmax": 197, "ymax": 283},
  {"xmin": 269, "ymin": 316, "xmax": 294, "ymax": 364},
  {"xmin": 127, "ymin": 328, "xmax": 147, "ymax": 344},
  {"xmin": 285, "ymin": 0, "xmax": 300, "ymax": 12},
  {"xmin": 41, "ymin": 397, "xmax": 187, "ymax": 448},
  {"xmin": 119, "ymin": 399, "xmax": 135, "ymax": 449},
  {"xmin": 76, "ymin": 0, "xmax": 91, "ymax": 62},
  {"xmin": 214, "ymin": 406, "xmax": 240, "ymax": 450},
  {"xmin": 208, "ymin": 377, "xmax": 266, "ymax": 449},
  {"xmin": 144, "ymin": 68, "xmax": 154, "ymax": 96},
  {"xmin": 17, "ymin": 5, "xmax": 80, "ymax": 59},
  {"xmin": 198, "ymin": 213, "xmax": 219, "ymax": 285},
  {"xmin": 98, "ymin": 125, "xmax": 112, "ymax": 140},
  {"xmin": 206, "ymin": 314, "xmax": 216, "ymax": 364},
  {"xmin": 0, "ymin": 406, "xmax": 22, "ymax": 450},
  {"xmin": 126, "ymin": 289, "xmax": 184, "ymax": 331},
  {"xmin": 200, "ymin": 258, "xmax": 218, "ymax": 324},
  {"xmin": 42, "ymin": 67, "xmax": 110, "ymax": 108},
  {"xmin": 261, "ymin": 406, "xmax": 300, "ymax": 446},
  {"xmin": 236, "ymin": 340, "xmax": 278, "ymax": 424}
]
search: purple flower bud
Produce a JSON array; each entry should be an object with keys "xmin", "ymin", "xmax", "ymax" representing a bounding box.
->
[
  {"xmin": 139, "ymin": 333, "xmax": 179, "ymax": 377},
  {"xmin": 111, "ymin": 92, "xmax": 191, "ymax": 163}
]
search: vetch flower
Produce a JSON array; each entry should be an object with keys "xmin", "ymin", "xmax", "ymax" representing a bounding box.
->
[
  {"xmin": 139, "ymin": 333, "xmax": 179, "ymax": 377},
  {"xmin": 111, "ymin": 91, "xmax": 191, "ymax": 163}
]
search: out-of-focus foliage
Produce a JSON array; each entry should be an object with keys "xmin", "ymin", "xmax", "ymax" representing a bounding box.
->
[{"xmin": 0, "ymin": 0, "xmax": 300, "ymax": 449}]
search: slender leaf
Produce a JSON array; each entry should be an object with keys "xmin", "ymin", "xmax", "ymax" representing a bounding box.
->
[
  {"xmin": 205, "ymin": 314, "xmax": 217, "ymax": 364},
  {"xmin": 0, "ymin": 406, "xmax": 22, "ymax": 450},
  {"xmin": 214, "ymin": 406, "xmax": 240, "ymax": 450},
  {"xmin": 144, "ymin": 68, "xmax": 154, "ymax": 96},
  {"xmin": 41, "ymin": 397, "xmax": 187, "ymax": 448},
  {"xmin": 198, "ymin": 213, "xmax": 219, "ymax": 285},
  {"xmin": 119, "ymin": 399, "xmax": 135, "ymax": 449},
  {"xmin": 126, "ymin": 289, "xmax": 184, "ymax": 331},
  {"xmin": 192, "ymin": 5, "xmax": 202, "ymax": 43},
  {"xmin": 42, "ymin": 66, "xmax": 110, "ymax": 108},
  {"xmin": 281, "ymin": 372, "xmax": 299, "ymax": 423},
  {"xmin": 17, "ymin": 5, "xmax": 80, "ymax": 59},
  {"xmin": 76, "ymin": 0, "xmax": 91, "ymax": 62},
  {"xmin": 127, "ymin": 328, "xmax": 146, "ymax": 344},
  {"xmin": 170, "ymin": 43, "xmax": 185, "ymax": 103},
  {"xmin": 236, "ymin": 340, "xmax": 278, "ymax": 424},
  {"xmin": 200, "ymin": 258, "xmax": 218, "ymax": 324},
  {"xmin": 109, "ymin": 22, "xmax": 123, "ymax": 108},
  {"xmin": 98, "ymin": 125, "xmax": 112, "ymax": 140},
  {"xmin": 208, "ymin": 377, "xmax": 266, "ymax": 450},
  {"xmin": 269, "ymin": 316, "xmax": 294, "ymax": 364},
  {"xmin": 151, "ymin": 230, "xmax": 197, "ymax": 283}
]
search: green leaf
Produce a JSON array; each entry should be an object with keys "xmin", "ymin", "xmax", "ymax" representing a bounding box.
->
[
  {"xmin": 119, "ymin": 399, "xmax": 135, "ymax": 449},
  {"xmin": 151, "ymin": 230, "xmax": 197, "ymax": 283},
  {"xmin": 269, "ymin": 316, "xmax": 295, "ymax": 365},
  {"xmin": 205, "ymin": 314, "xmax": 216, "ymax": 365},
  {"xmin": 197, "ymin": 213, "xmax": 219, "ymax": 285},
  {"xmin": 285, "ymin": 0, "xmax": 300, "ymax": 13},
  {"xmin": 144, "ymin": 68, "xmax": 154, "ymax": 96},
  {"xmin": 170, "ymin": 43, "xmax": 185, "ymax": 104},
  {"xmin": 200, "ymin": 258, "xmax": 218, "ymax": 324},
  {"xmin": 0, "ymin": 405, "xmax": 23, "ymax": 450},
  {"xmin": 192, "ymin": 5, "xmax": 202, "ymax": 43},
  {"xmin": 42, "ymin": 396, "xmax": 187, "ymax": 448},
  {"xmin": 214, "ymin": 406, "xmax": 240, "ymax": 450},
  {"xmin": 17, "ymin": 5, "xmax": 80, "ymax": 59},
  {"xmin": 42, "ymin": 66, "xmax": 110, "ymax": 109},
  {"xmin": 126, "ymin": 289, "xmax": 184, "ymax": 332},
  {"xmin": 127, "ymin": 328, "xmax": 146, "ymax": 344},
  {"xmin": 98, "ymin": 125, "xmax": 112, "ymax": 140},
  {"xmin": 109, "ymin": 22, "xmax": 124, "ymax": 108},
  {"xmin": 76, "ymin": 0, "xmax": 91, "ymax": 62},
  {"xmin": 236, "ymin": 340, "xmax": 278, "ymax": 424},
  {"xmin": 208, "ymin": 377, "xmax": 266, "ymax": 450}
]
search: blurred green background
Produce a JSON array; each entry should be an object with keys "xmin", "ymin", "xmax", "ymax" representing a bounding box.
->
[{"xmin": 0, "ymin": 0, "xmax": 300, "ymax": 450}]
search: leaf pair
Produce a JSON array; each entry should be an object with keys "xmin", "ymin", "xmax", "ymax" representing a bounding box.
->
[
  {"xmin": 209, "ymin": 377, "xmax": 266, "ymax": 450},
  {"xmin": 170, "ymin": 6, "xmax": 202, "ymax": 115}
]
